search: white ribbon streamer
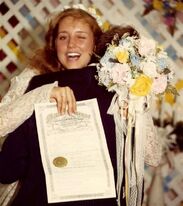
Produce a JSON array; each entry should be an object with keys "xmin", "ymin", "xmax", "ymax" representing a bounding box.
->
[{"xmin": 107, "ymin": 94, "xmax": 147, "ymax": 206}]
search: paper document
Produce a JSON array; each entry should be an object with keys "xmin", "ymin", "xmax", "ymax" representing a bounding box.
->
[{"xmin": 35, "ymin": 98, "xmax": 116, "ymax": 203}]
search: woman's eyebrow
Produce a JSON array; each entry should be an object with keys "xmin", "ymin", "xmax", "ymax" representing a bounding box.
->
[
  {"xmin": 57, "ymin": 31, "xmax": 68, "ymax": 34},
  {"xmin": 58, "ymin": 31, "xmax": 89, "ymax": 34}
]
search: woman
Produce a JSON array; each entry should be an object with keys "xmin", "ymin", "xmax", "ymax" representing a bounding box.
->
[
  {"xmin": 0, "ymin": 5, "xmax": 161, "ymax": 206},
  {"xmin": 0, "ymin": 6, "xmax": 103, "ymax": 138},
  {"xmin": 0, "ymin": 5, "xmax": 104, "ymax": 206},
  {"xmin": 0, "ymin": 6, "xmax": 123, "ymax": 205}
]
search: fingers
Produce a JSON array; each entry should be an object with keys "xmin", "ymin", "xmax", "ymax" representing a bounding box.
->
[
  {"xmin": 50, "ymin": 86, "xmax": 76, "ymax": 115},
  {"xmin": 57, "ymin": 90, "xmax": 65, "ymax": 114},
  {"xmin": 65, "ymin": 87, "xmax": 76, "ymax": 115}
]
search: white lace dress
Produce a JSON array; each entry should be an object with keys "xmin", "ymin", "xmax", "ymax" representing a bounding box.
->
[{"xmin": 0, "ymin": 67, "xmax": 57, "ymax": 206}]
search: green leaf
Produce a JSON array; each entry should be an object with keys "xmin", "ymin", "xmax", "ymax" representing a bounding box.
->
[
  {"xmin": 166, "ymin": 84, "xmax": 179, "ymax": 96},
  {"xmin": 163, "ymin": 68, "xmax": 171, "ymax": 75}
]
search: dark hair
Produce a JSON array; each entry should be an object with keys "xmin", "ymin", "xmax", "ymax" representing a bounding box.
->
[
  {"xmin": 28, "ymin": 8, "xmax": 103, "ymax": 74},
  {"xmin": 96, "ymin": 25, "xmax": 139, "ymax": 57},
  {"xmin": 170, "ymin": 121, "xmax": 183, "ymax": 151}
]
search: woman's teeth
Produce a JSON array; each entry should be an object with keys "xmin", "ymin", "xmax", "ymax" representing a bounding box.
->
[{"xmin": 67, "ymin": 52, "xmax": 80, "ymax": 59}]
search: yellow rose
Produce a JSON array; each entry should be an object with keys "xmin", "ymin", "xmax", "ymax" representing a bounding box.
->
[
  {"xmin": 130, "ymin": 75, "xmax": 152, "ymax": 96},
  {"xmin": 115, "ymin": 49, "xmax": 129, "ymax": 63},
  {"xmin": 164, "ymin": 92, "xmax": 175, "ymax": 105},
  {"xmin": 153, "ymin": 0, "xmax": 163, "ymax": 10},
  {"xmin": 175, "ymin": 79, "xmax": 183, "ymax": 91}
]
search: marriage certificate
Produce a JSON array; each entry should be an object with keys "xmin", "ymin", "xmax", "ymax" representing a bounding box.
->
[{"xmin": 35, "ymin": 98, "xmax": 116, "ymax": 203}]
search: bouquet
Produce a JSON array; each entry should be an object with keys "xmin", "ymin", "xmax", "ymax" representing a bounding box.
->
[
  {"xmin": 97, "ymin": 33, "xmax": 177, "ymax": 115},
  {"xmin": 96, "ymin": 33, "xmax": 177, "ymax": 206}
]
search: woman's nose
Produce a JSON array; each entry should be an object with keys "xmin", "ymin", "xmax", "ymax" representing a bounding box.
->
[{"xmin": 68, "ymin": 37, "xmax": 76, "ymax": 48}]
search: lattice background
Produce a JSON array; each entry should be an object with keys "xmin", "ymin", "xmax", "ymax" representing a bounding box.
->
[
  {"xmin": 0, "ymin": 0, "xmax": 183, "ymax": 206},
  {"xmin": 1, "ymin": 0, "xmax": 183, "ymax": 98}
]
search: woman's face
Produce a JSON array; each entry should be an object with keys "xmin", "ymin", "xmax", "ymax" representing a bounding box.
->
[{"xmin": 55, "ymin": 16, "xmax": 95, "ymax": 69}]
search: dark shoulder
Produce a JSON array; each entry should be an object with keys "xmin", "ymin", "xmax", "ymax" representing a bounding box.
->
[{"xmin": 26, "ymin": 66, "xmax": 97, "ymax": 93}]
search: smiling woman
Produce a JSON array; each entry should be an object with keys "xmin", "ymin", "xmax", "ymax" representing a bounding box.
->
[
  {"xmin": 0, "ymin": 5, "xmax": 103, "ymax": 138},
  {"xmin": 0, "ymin": 4, "xmax": 161, "ymax": 206},
  {"xmin": 0, "ymin": 5, "xmax": 103, "ymax": 206},
  {"xmin": 29, "ymin": 7, "xmax": 103, "ymax": 73},
  {"xmin": 55, "ymin": 16, "xmax": 95, "ymax": 69}
]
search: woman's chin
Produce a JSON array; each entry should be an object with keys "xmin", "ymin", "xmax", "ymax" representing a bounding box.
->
[{"xmin": 64, "ymin": 63, "xmax": 87, "ymax": 70}]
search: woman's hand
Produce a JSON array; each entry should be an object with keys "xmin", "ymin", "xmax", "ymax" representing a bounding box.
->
[{"xmin": 50, "ymin": 86, "xmax": 76, "ymax": 115}]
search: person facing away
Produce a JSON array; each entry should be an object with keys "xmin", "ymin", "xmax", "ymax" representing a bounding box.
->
[{"xmin": 0, "ymin": 5, "xmax": 162, "ymax": 206}]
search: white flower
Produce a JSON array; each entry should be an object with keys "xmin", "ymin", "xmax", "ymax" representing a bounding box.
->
[
  {"xmin": 111, "ymin": 63, "xmax": 130, "ymax": 85},
  {"xmin": 100, "ymin": 48, "xmax": 115, "ymax": 65},
  {"xmin": 138, "ymin": 36, "xmax": 156, "ymax": 56},
  {"xmin": 140, "ymin": 61, "xmax": 159, "ymax": 78},
  {"xmin": 119, "ymin": 38, "xmax": 133, "ymax": 48},
  {"xmin": 152, "ymin": 75, "xmax": 167, "ymax": 94},
  {"xmin": 97, "ymin": 64, "xmax": 111, "ymax": 87}
]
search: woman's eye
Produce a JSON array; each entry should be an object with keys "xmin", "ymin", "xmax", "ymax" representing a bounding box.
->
[
  {"xmin": 78, "ymin": 36, "xmax": 86, "ymax": 39},
  {"xmin": 58, "ymin": 36, "xmax": 67, "ymax": 40}
]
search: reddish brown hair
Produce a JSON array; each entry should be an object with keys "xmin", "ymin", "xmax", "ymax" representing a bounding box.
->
[{"xmin": 28, "ymin": 8, "xmax": 103, "ymax": 74}]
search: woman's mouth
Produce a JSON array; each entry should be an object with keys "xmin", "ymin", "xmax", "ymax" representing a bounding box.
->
[{"xmin": 67, "ymin": 52, "xmax": 81, "ymax": 61}]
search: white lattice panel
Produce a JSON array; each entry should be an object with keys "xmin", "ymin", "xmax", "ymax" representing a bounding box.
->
[{"xmin": 0, "ymin": 1, "xmax": 183, "ymax": 205}]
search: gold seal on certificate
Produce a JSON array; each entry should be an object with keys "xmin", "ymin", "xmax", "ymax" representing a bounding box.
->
[{"xmin": 53, "ymin": 156, "xmax": 68, "ymax": 168}]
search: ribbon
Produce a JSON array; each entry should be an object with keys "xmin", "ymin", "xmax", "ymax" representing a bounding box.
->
[{"xmin": 107, "ymin": 93, "xmax": 147, "ymax": 206}]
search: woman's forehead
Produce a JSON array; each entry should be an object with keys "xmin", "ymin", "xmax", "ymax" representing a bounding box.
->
[
  {"xmin": 58, "ymin": 17, "xmax": 92, "ymax": 31},
  {"xmin": 59, "ymin": 16, "xmax": 89, "ymax": 25}
]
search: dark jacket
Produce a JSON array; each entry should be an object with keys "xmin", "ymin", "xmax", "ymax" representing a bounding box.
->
[{"xmin": 0, "ymin": 66, "xmax": 125, "ymax": 206}]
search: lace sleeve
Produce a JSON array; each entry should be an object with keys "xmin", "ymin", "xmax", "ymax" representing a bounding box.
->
[
  {"xmin": 1, "ymin": 68, "xmax": 37, "ymax": 104},
  {"xmin": 144, "ymin": 110, "xmax": 162, "ymax": 167},
  {"xmin": 0, "ymin": 68, "xmax": 58, "ymax": 137}
]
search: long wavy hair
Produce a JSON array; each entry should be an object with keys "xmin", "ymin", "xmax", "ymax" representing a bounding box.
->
[{"xmin": 28, "ymin": 8, "xmax": 103, "ymax": 74}]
